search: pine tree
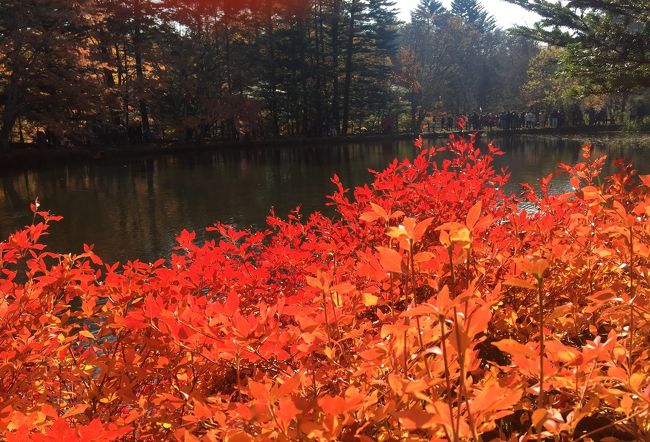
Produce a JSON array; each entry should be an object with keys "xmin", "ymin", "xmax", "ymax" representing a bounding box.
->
[
  {"xmin": 413, "ymin": 0, "xmax": 445, "ymax": 21},
  {"xmin": 367, "ymin": 0, "xmax": 399, "ymax": 53},
  {"xmin": 341, "ymin": 0, "xmax": 365, "ymax": 134},
  {"xmin": 450, "ymin": 0, "xmax": 495, "ymax": 33},
  {"xmin": 506, "ymin": 0, "xmax": 650, "ymax": 92},
  {"xmin": 362, "ymin": 0, "xmax": 400, "ymax": 126}
]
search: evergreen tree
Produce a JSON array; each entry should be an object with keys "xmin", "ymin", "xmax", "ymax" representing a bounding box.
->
[
  {"xmin": 355, "ymin": 0, "xmax": 400, "ymax": 130},
  {"xmin": 450, "ymin": 0, "xmax": 495, "ymax": 33},
  {"xmin": 341, "ymin": 0, "xmax": 364, "ymax": 134},
  {"xmin": 506, "ymin": 0, "xmax": 650, "ymax": 92},
  {"xmin": 410, "ymin": 0, "xmax": 446, "ymax": 29},
  {"xmin": 367, "ymin": 0, "xmax": 399, "ymax": 53},
  {"xmin": 414, "ymin": 0, "xmax": 445, "ymax": 19}
]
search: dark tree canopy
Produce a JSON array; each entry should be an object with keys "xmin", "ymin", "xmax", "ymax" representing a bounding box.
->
[
  {"xmin": 505, "ymin": 0, "xmax": 650, "ymax": 92},
  {"xmin": 0, "ymin": 0, "xmax": 539, "ymax": 146},
  {"xmin": 0, "ymin": 0, "xmax": 100, "ymax": 148}
]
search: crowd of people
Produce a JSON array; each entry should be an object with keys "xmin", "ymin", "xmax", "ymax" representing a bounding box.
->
[{"xmin": 426, "ymin": 107, "xmax": 613, "ymax": 132}]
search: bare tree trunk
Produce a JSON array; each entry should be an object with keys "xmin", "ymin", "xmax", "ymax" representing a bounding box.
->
[
  {"xmin": 18, "ymin": 118, "xmax": 24, "ymax": 143},
  {"xmin": 224, "ymin": 11, "xmax": 233, "ymax": 95},
  {"xmin": 330, "ymin": 0, "xmax": 342, "ymax": 135},
  {"xmin": 342, "ymin": 0, "xmax": 359, "ymax": 135},
  {"xmin": 0, "ymin": 78, "xmax": 20, "ymax": 149},
  {"xmin": 298, "ymin": 16, "xmax": 309, "ymax": 135},
  {"xmin": 0, "ymin": 115, "xmax": 17, "ymax": 149},
  {"xmin": 134, "ymin": 32, "xmax": 150, "ymax": 135},
  {"xmin": 411, "ymin": 99, "xmax": 418, "ymax": 134},
  {"xmin": 264, "ymin": 0, "xmax": 280, "ymax": 137},
  {"xmin": 117, "ymin": 43, "xmax": 130, "ymax": 127},
  {"xmin": 314, "ymin": 1, "xmax": 324, "ymax": 135},
  {"xmin": 223, "ymin": 9, "xmax": 238, "ymax": 139}
]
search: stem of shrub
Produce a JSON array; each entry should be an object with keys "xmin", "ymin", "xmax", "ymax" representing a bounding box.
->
[
  {"xmin": 452, "ymin": 305, "xmax": 479, "ymax": 441},
  {"xmin": 322, "ymin": 290, "xmax": 331, "ymax": 342},
  {"xmin": 537, "ymin": 276, "xmax": 545, "ymax": 410},
  {"xmin": 409, "ymin": 240, "xmax": 426, "ymax": 350},
  {"xmin": 440, "ymin": 315, "xmax": 458, "ymax": 442},
  {"xmin": 446, "ymin": 247, "xmax": 462, "ymax": 438},
  {"xmin": 628, "ymin": 227, "xmax": 636, "ymax": 375}
]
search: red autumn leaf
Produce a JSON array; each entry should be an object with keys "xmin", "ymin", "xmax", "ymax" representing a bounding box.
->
[
  {"xmin": 359, "ymin": 211, "xmax": 381, "ymax": 223},
  {"xmin": 413, "ymin": 217, "xmax": 434, "ymax": 242},
  {"xmin": 247, "ymin": 381, "xmax": 270, "ymax": 405},
  {"xmin": 275, "ymin": 397, "xmax": 300, "ymax": 427},
  {"xmin": 176, "ymin": 229, "xmax": 196, "ymax": 249},
  {"xmin": 62, "ymin": 403, "xmax": 90, "ymax": 418},
  {"xmin": 376, "ymin": 246, "xmax": 403, "ymax": 273},
  {"xmin": 370, "ymin": 202, "xmax": 389, "ymax": 221},
  {"xmin": 224, "ymin": 290, "xmax": 240, "ymax": 316},
  {"xmin": 318, "ymin": 395, "xmax": 348, "ymax": 416},
  {"xmin": 466, "ymin": 200, "xmax": 482, "ymax": 230}
]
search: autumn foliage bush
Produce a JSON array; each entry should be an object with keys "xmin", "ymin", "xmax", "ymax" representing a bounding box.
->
[{"xmin": 1, "ymin": 136, "xmax": 649, "ymax": 441}]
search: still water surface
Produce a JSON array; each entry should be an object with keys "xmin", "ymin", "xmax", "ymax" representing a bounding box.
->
[{"xmin": 1, "ymin": 134, "xmax": 649, "ymax": 263}]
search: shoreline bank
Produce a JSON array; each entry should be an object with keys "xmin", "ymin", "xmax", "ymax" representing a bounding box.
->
[{"xmin": 1, "ymin": 125, "xmax": 640, "ymax": 170}]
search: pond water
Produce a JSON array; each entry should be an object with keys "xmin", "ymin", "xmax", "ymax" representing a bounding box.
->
[{"xmin": 1, "ymin": 134, "xmax": 649, "ymax": 263}]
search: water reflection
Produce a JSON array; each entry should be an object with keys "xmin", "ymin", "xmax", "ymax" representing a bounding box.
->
[{"xmin": 1, "ymin": 135, "xmax": 648, "ymax": 263}]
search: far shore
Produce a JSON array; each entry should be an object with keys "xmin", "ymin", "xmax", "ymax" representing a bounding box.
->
[{"xmin": 2, "ymin": 124, "xmax": 644, "ymax": 170}]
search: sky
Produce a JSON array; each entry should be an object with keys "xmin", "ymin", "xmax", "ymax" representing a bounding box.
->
[{"xmin": 396, "ymin": 0, "xmax": 540, "ymax": 29}]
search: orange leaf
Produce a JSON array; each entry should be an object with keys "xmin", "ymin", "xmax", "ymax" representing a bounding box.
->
[
  {"xmin": 503, "ymin": 277, "xmax": 535, "ymax": 290},
  {"xmin": 362, "ymin": 293, "xmax": 379, "ymax": 306},
  {"xmin": 318, "ymin": 395, "xmax": 348, "ymax": 416},
  {"xmin": 526, "ymin": 258, "xmax": 549, "ymax": 279},
  {"xmin": 331, "ymin": 281, "xmax": 355, "ymax": 294},
  {"xmin": 359, "ymin": 347, "xmax": 385, "ymax": 361},
  {"xmin": 630, "ymin": 372, "xmax": 645, "ymax": 391},
  {"xmin": 532, "ymin": 408, "xmax": 548, "ymax": 428},
  {"xmin": 359, "ymin": 211, "xmax": 381, "ymax": 223},
  {"xmin": 493, "ymin": 339, "xmax": 537, "ymax": 360},
  {"xmin": 370, "ymin": 202, "xmax": 388, "ymax": 221},
  {"xmin": 226, "ymin": 431, "xmax": 254, "ymax": 442},
  {"xmin": 247, "ymin": 381, "xmax": 269, "ymax": 405},
  {"xmin": 276, "ymin": 397, "xmax": 300, "ymax": 427},
  {"xmin": 466, "ymin": 201, "xmax": 482, "ymax": 230},
  {"xmin": 413, "ymin": 217, "xmax": 434, "ymax": 242},
  {"xmin": 376, "ymin": 246, "xmax": 403, "ymax": 273},
  {"xmin": 79, "ymin": 330, "xmax": 95, "ymax": 339},
  {"xmin": 62, "ymin": 404, "xmax": 90, "ymax": 419},
  {"xmin": 450, "ymin": 226, "xmax": 471, "ymax": 247},
  {"xmin": 400, "ymin": 304, "xmax": 439, "ymax": 318},
  {"xmin": 396, "ymin": 408, "xmax": 437, "ymax": 430}
]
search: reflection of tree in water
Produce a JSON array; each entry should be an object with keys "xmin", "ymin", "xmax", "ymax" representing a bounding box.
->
[
  {"xmin": 0, "ymin": 136, "xmax": 649, "ymax": 263},
  {"xmin": 1, "ymin": 174, "xmax": 24, "ymax": 211}
]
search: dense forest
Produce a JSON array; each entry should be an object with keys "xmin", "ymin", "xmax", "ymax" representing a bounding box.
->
[{"xmin": 0, "ymin": 0, "xmax": 539, "ymax": 147}]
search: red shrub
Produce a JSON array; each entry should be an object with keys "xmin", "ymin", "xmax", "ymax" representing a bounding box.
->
[{"xmin": 1, "ymin": 137, "xmax": 648, "ymax": 441}]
